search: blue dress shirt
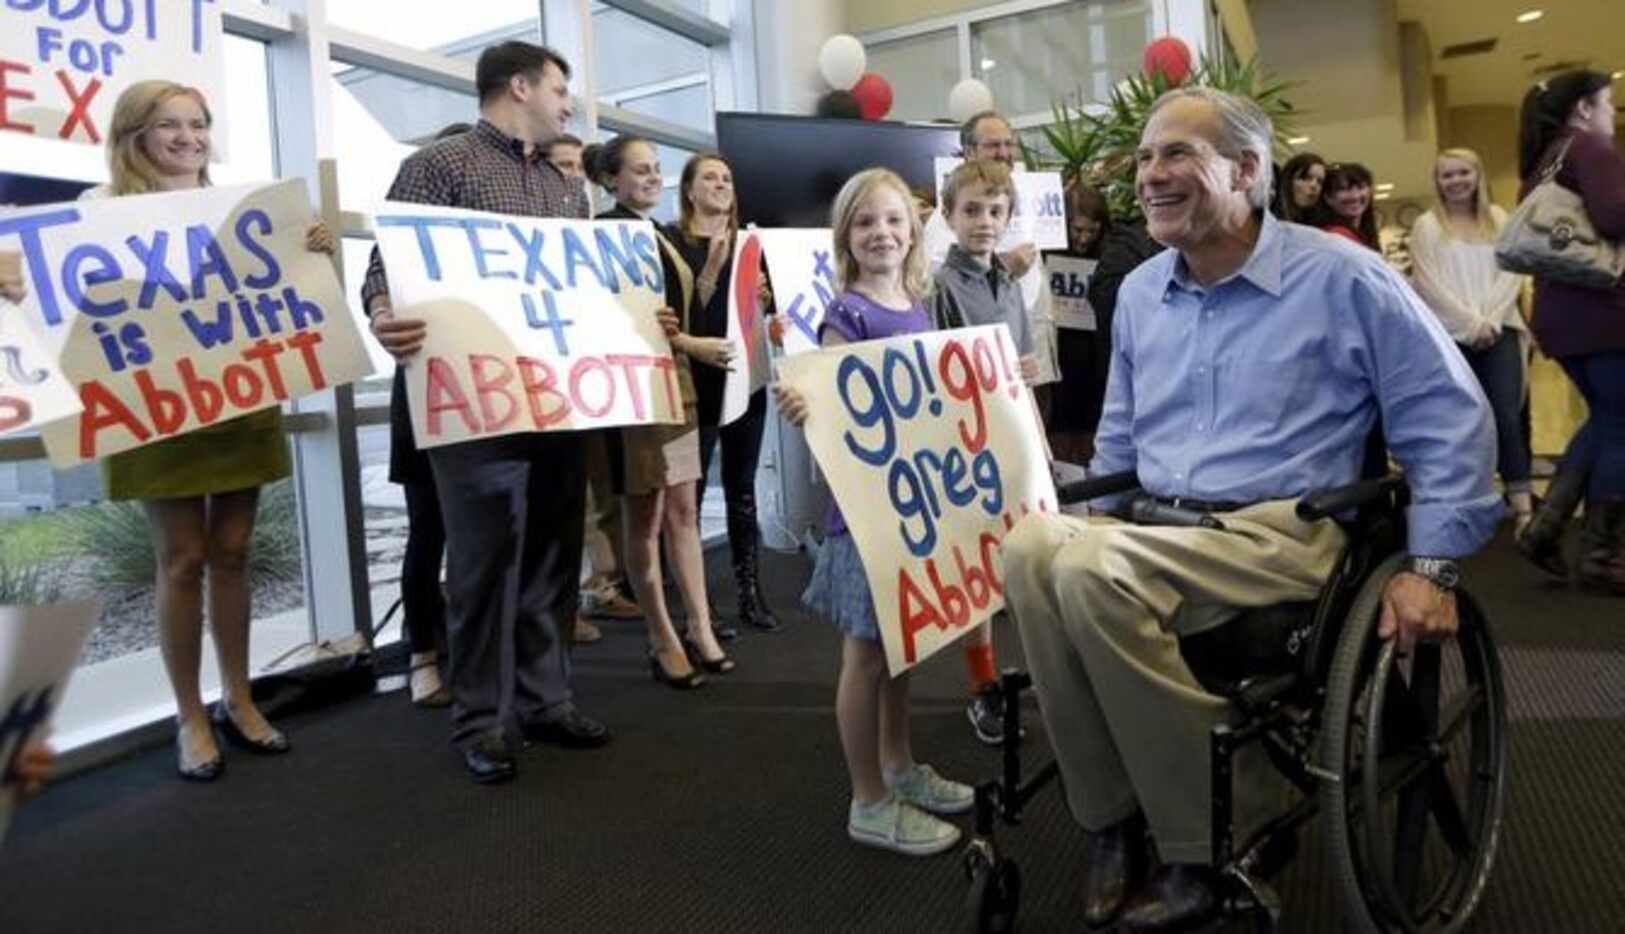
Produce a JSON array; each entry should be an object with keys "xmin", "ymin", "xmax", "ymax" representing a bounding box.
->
[{"xmin": 1091, "ymin": 213, "xmax": 1503, "ymax": 558}]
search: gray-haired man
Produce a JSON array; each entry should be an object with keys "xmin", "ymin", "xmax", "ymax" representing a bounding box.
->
[{"xmin": 1001, "ymin": 88, "xmax": 1500, "ymax": 929}]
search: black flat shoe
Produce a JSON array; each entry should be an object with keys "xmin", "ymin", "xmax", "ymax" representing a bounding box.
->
[
  {"xmin": 1083, "ymin": 812, "xmax": 1150, "ymax": 928},
  {"xmin": 682, "ymin": 636, "xmax": 736, "ymax": 674},
  {"xmin": 649, "ymin": 648, "xmax": 707, "ymax": 689},
  {"xmin": 176, "ymin": 733, "xmax": 223, "ymax": 783},
  {"xmin": 213, "ymin": 703, "xmax": 290, "ymax": 755}
]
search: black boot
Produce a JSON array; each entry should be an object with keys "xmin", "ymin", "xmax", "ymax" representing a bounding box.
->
[
  {"xmin": 1517, "ymin": 459, "xmax": 1589, "ymax": 579},
  {"xmin": 1577, "ymin": 497, "xmax": 1625, "ymax": 595},
  {"xmin": 729, "ymin": 493, "xmax": 781, "ymax": 632}
]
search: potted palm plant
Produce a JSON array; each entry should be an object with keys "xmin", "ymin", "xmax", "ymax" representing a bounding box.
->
[{"xmin": 1025, "ymin": 54, "xmax": 1301, "ymax": 222}]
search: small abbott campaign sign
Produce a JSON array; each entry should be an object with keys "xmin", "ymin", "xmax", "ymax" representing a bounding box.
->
[
  {"xmin": 0, "ymin": 179, "xmax": 374, "ymax": 466},
  {"xmin": 0, "ymin": 600, "xmax": 98, "ymax": 843},
  {"xmin": 1, "ymin": 0, "xmax": 228, "ymax": 151},
  {"xmin": 779, "ymin": 324, "xmax": 1056, "ymax": 674},
  {"xmin": 719, "ymin": 227, "xmax": 834, "ymax": 423},
  {"xmin": 371, "ymin": 204, "xmax": 683, "ymax": 448},
  {"xmin": 931, "ymin": 157, "xmax": 1066, "ymax": 251}
]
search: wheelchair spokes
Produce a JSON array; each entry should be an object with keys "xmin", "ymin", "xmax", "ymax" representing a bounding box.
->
[{"xmin": 1325, "ymin": 583, "xmax": 1508, "ymax": 934}]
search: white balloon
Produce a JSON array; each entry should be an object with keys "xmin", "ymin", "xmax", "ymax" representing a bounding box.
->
[
  {"xmin": 948, "ymin": 79, "xmax": 994, "ymax": 123},
  {"xmin": 818, "ymin": 34, "xmax": 866, "ymax": 91}
]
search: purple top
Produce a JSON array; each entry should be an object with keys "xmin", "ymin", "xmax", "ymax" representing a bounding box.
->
[
  {"xmin": 1521, "ymin": 129, "xmax": 1625, "ymax": 358},
  {"xmin": 818, "ymin": 291, "xmax": 934, "ymax": 535}
]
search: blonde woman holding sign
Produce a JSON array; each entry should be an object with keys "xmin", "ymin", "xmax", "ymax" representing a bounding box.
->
[{"xmin": 84, "ymin": 81, "xmax": 335, "ymax": 781}]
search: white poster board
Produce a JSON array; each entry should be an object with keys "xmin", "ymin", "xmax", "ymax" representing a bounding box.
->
[
  {"xmin": 371, "ymin": 204, "xmax": 682, "ymax": 449},
  {"xmin": 0, "ymin": 306, "xmax": 82, "ymax": 436},
  {"xmin": 720, "ymin": 227, "xmax": 835, "ymax": 422},
  {"xmin": 0, "ymin": 180, "xmax": 374, "ymax": 466},
  {"xmin": 0, "ymin": 600, "xmax": 99, "ymax": 841},
  {"xmin": 0, "ymin": 1, "xmax": 228, "ymax": 153},
  {"xmin": 779, "ymin": 324, "xmax": 1057, "ymax": 674},
  {"xmin": 1047, "ymin": 254, "xmax": 1098, "ymax": 331},
  {"xmin": 931, "ymin": 157, "xmax": 1067, "ymax": 251}
]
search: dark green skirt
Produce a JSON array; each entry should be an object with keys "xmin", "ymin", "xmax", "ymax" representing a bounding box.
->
[{"xmin": 102, "ymin": 408, "xmax": 292, "ymax": 501}]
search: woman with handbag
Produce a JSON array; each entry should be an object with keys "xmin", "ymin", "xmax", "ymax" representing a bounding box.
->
[
  {"xmin": 1409, "ymin": 148, "xmax": 1534, "ymax": 532},
  {"xmin": 1514, "ymin": 70, "xmax": 1625, "ymax": 594}
]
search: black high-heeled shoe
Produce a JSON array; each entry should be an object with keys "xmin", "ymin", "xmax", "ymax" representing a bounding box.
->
[
  {"xmin": 213, "ymin": 703, "xmax": 291, "ymax": 755},
  {"xmin": 176, "ymin": 729, "xmax": 223, "ymax": 782},
  {"xmin": 683, "ymin": 635, "xmax": 736, "ymax": 675},
  {"xmin": 649, "ymin": 648, "xmax": 706, "ymax": 690}
]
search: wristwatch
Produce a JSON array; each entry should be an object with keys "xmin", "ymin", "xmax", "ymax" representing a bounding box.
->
[{"xmin": 1405, "ymin": 556, "xmax": 1461, "ymax": 592}]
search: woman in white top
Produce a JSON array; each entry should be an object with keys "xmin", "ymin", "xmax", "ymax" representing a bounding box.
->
[{"xmin": 1408, "ymin": 147, "xmax": 1533, "ymax": 529}]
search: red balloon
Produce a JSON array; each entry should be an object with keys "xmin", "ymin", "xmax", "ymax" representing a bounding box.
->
[
  {"xmin": 851, "ymin": 72, "xmax": 893, "ymax": 121},
  {"xmin": 1142, "ymin": 37, "xmax": 1193, "ymax": 84}
]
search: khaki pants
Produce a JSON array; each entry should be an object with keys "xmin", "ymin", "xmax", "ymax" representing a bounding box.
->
[{"xmin": 1002, "ymin": 501, "xmax": 1346, "ymax": 864}]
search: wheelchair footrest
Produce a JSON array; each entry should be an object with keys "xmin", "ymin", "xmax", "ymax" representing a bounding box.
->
[{"xmin": 1232, "ymin": 673, "xmax": 1300, "ymax": 717}]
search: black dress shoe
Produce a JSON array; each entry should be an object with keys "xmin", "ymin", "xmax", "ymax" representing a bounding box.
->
[
  {"xmin": 523, "ymin": 708, "xmax": 611, "ymax": 749},
  {"xmin": 1083, "ymin": 812, "xmax": 1149, "ymax": 928},
  {"xmin": 462, "ymin": 737, "xmax": 517, "ymax": 785},
  {"xmin": 1119, "ymin": 863, "xmax": 1221, "ymax": 932},
  {"xmin": 212, "ymin": 703, "xmax": 290, "ymax": 755},
  {"xmin": 714, "ymin": 619, "xmax": 741, "ymax": 642}
]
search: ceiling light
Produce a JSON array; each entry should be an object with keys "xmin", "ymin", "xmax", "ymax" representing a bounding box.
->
[
  {"xmin": 1287, "ymin": 135, "xmax": 1311, "ymax": 145},
  {"xmin": 1614, "ymin": 70, "xmax": 1625, "ymax": 80},
  {"xmin": 1516, "ymin": 10, "xmax": 1544, "ymax": 24},
  {"xmin": 1376, "ymin": 183, "xmax": 1395, "ymax": 191},
  {"xmin": 1374, "ymin": 192, "xmax": 1393, "ymax": 201},
  {"xmin": 980, "ymin": 58, "xmax": 996, "ymax": 70}
]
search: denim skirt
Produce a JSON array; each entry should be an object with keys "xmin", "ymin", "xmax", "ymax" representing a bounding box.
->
[{"xmin": 801, "ymin": 532, "xmax": 881, "ymax": 643}]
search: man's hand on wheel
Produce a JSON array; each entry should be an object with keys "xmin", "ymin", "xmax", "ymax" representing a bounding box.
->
[{"xmin": 1378, "ymin": 572, "xmax": 1458, "ymax": 655}]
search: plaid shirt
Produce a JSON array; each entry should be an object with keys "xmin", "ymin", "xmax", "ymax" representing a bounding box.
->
[{"xmin": 360, "ymin": 118, "xmax": 591, "ymax": 313}]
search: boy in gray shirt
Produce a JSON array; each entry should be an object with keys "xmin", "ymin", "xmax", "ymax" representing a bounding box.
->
[{"xmin": 932, "ymin": 159, "xmax": 1040, "ymax": 384}]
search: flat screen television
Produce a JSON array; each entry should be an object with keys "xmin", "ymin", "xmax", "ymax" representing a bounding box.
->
[{"xmin": 714, "ymin": 112, "xmax": 962, "ymax": 228}]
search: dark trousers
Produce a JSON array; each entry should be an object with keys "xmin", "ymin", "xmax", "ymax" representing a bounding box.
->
[
  {"xmin": 1461, "ymin": 331, "xmax": 1532, "ymax": 489},
  {"xmin": 428, "ymin": 434, "xmax": 587, "ymax": 749},
  {"xmin": 1557, "ymin": 351, "xmax": 1625, "ymax": 500},
  {"xmin": 698, "ymin": 389, "xmax": 767, "ymax": 559},
  {"xmin": 400, "ymin": 477, "xmax": 447, "ymax": 655}
]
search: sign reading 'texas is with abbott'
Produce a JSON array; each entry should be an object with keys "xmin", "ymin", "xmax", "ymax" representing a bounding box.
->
[{"xmin": 1, "ymin": 0, "xmax": 228, "ymax": 153}]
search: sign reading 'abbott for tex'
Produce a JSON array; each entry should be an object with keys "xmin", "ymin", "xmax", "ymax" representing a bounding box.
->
[
  {"xmin": 1, "ymin": 0, "xmax": 228, "ymax": 150},
  {"xmin": 0, "ymin": 180, "xmax": 375, "ymax": 466},
  {"xmin": 371, "ymin": 202, "xmax": 683, "ymax": 449}
]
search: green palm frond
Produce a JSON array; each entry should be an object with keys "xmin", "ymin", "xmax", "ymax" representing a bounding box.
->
[{"xmin": 1041, "ymin": 54, "xmax": 1303, "ymax": 223}]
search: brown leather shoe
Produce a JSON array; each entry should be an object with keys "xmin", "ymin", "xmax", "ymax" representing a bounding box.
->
[
  {"xmin": 1083, "ymin": 812, "xmax": 1150, "ymax": 928},
  {"xmin": 1119, "ymin": 864, "xmax": 1221, "ymax": 932}
]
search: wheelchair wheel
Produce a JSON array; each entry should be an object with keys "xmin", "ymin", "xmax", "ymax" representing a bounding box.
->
[
  {"xmin": 1319, "ymin": 555, "xmax": 1508, "ymax": 933},
  {"xmin": 964, "ymin": 847, "xmax": 1021, "ymax": 934}
]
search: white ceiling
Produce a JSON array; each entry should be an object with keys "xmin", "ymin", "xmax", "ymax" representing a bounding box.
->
[{"xmin": 1397, "ymin": 0, "xmax": 1625, "ymax": 110}]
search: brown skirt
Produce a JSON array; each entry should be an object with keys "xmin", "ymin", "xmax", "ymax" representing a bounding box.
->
[{"xmin": 611, "ymin": 404, "xmax": 701, "ymax": 494}]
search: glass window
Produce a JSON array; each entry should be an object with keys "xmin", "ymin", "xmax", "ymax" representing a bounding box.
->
[
  {"xmin": 593, "ymin": 7, "xmax": 713, "ymax": 134},
  {"xmin": 866, "ymin": 29, "xmax": 958, "ymax": 123},
  {"xmin": 971, "ymin": 0, "xmax": 1152, "ymax": 118},
  {"xmin": 324, "ymin": 0, "xmax": 541, "ymax": 51},
  {"xmin": 328, "ymin": 66, "xmax": 472, "ymax": 210},
  {"xmin": 614, "ymin": 81, "xmax": 714, "ymax": 136}
]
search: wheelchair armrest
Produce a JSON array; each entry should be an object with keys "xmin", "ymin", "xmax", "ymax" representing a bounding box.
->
[
  {"xmin": 1057, "ymin": 470, "xmax": 1141, "ymax": 506},
  {"xmin": 1295, "ymin": 474, "xmax": 1406, "ymax": 522}
]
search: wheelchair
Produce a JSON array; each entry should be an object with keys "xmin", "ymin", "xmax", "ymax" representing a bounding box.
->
[{"xmin": 963, "ymin": 469, "xmax": 1509, "ymax": 933}]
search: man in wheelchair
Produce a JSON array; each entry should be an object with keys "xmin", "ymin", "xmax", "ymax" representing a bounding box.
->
[{"xmin": 1001, "ymin": 88, "xmax": 1502, "ymax": 931}]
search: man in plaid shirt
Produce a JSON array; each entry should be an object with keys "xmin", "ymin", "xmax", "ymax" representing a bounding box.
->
[{"xmin": 361, "ymin": 41, "xmax": 606, "ymax": 785}]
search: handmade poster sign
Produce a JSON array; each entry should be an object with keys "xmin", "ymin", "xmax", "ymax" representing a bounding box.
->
[
  {"xmin": 1047, "ymin": 254, "xmax": 1098, "ymax": 331},
  {"xmin": 0, "ymin": 0, "xmax": 228, "ymax": 151},
  {"xmin": 780, "ymin": 324, "xmax": 1057, "ymax": 674},
  {"xmin": 720, "ymin": 227, "xmax": 834, "ymax": 423},
  {"xmin": 0, "ymin": 179, "xmax": 374, "ymax": 466},
  {"xmin": 931, "ymin": 157, "xmax": 1067, "ymax": 251},
  {"xmin": 0, "ymin": 286, "xmax": 81, "ymax": 436},
  {"xmin": 0, "ymin": 600, "xmax": 99, "ymax": 843},
  {"xmin": 372, "ymin": 203, "xmax": 682, "ymax": 449}
]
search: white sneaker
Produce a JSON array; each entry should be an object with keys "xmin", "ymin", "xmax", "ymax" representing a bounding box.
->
[
  {"xmin": 847, "ymin": 796, "xmax": 962, "ymax": 856},
  {"xmin": 888, "ymin": 763, "xmax": 975, "ymax": 815}
]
